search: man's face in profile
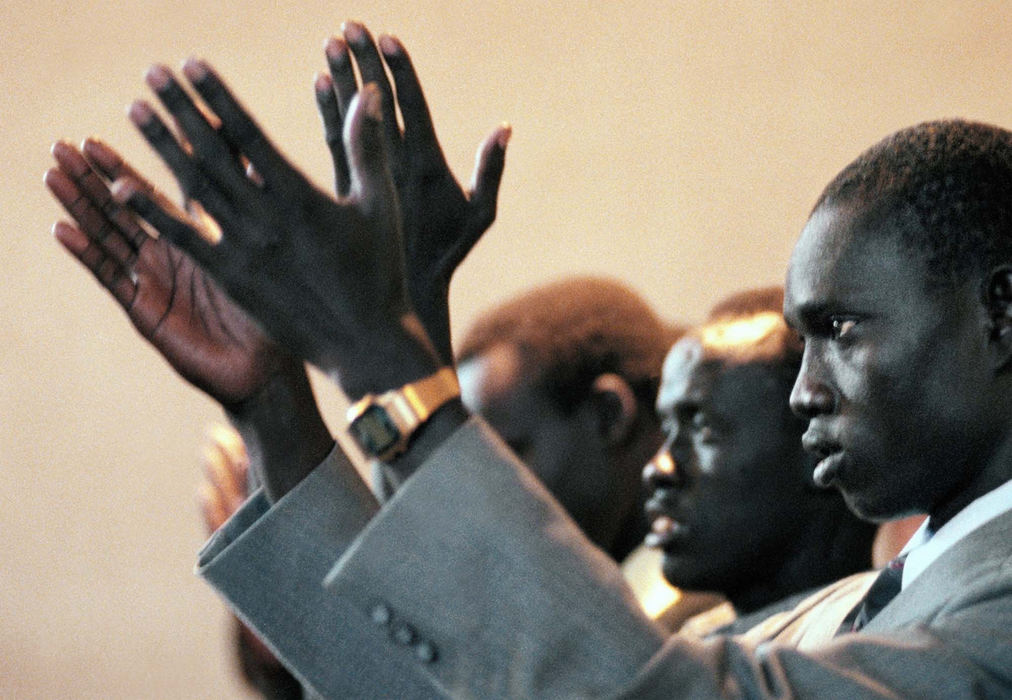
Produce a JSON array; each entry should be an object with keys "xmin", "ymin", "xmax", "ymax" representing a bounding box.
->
[
  {"xmin": 784, "ymin": 203, "xmax": 994, "ymax": 522},
  {"xmin": 644, "ymin": 332, "xmax": 814, "ymax": 593}
]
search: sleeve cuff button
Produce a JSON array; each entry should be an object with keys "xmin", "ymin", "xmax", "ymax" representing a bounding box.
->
[
  {"xmin": 370, "ymin": 604, "xmax": 392, "ymax": 626},
  {"xmin": 415, "ymin": 640, "xmax": 438, "ymax": 663}
]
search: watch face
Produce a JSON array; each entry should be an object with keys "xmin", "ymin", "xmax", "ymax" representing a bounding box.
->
[{"xmin": 349, "ymin": 404, "xmax": 401, "ymax": 457}]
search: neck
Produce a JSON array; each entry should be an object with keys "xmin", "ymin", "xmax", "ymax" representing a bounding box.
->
[
  {"xmin": 729, "ymin": 506, "xmax": 875, "ymax": 615},
  {"xmin": 929, "ymin": 431, "xmax": 1012, "ymax": 531}
]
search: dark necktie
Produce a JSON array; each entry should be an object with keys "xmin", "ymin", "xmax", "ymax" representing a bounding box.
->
[{"xmin": 846, "ymin": 553, "xmax": 909, "ymax": 633}]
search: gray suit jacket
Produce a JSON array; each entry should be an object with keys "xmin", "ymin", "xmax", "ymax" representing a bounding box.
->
[{"xmin": 199, "ymin": 418, "xmax": 1012, "ymax": 698}]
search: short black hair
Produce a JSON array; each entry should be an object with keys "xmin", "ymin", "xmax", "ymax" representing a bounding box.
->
[
  {"xmin": 815, "ymin": 119, "xmax": 1012, "ymax": 288},
  {"xmin": 457, "ymin": 276, "xmax": 681, "ymax": 412}
]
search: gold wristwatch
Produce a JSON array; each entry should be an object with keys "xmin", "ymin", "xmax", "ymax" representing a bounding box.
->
[{"xmin": 346, "ymin": 367, "xmax": 460, "ymax": 461}]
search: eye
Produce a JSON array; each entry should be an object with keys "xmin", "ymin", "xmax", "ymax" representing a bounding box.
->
[
  {"xmin": 830, "ymin": 317, "xmax": 857, "ymax": 340},
  {"xmin": 691, "ymin": 412, "xmax": 715, "ymax": 442}
]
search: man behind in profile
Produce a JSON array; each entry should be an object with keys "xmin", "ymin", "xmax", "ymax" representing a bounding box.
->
[
  {"xmin": 644, "ymin": 287, "xmax": 877, "ymax": 635},
  {"xmin": 453, "ymin": 276, "xmax": 680, "ymax": 564}
]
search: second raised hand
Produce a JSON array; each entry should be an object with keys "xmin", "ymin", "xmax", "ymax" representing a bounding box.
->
[
  {"xmin": 116, "ymin": 59, "xmax": 443, "ymax": 400},
  {"xmin": 315, "ymin": 22, "xmax": 511, "ymax": 363}
]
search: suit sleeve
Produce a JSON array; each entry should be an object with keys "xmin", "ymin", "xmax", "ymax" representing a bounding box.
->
[
  {"xmin": 322, "ymin": 418, "xmax": 668, "ymax": 698},
  {"xmin": 196, "ymin": 443, "xmax": 447, "ymax": 698}
]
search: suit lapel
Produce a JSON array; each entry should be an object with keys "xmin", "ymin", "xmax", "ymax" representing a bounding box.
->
[{"xmin": 864, "ymin": 507, "xmax": 1012, "ymax": 633}]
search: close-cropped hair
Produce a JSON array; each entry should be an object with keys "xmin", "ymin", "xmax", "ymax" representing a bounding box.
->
[
  {"xmin": 457, "ymin": 276, "xmax": 681, "ymax": 412},
  {"xmin": 815, "ymin": 119, "xmax": 1012, "ymax": 287},
  {"xmin": 704, "ymin": 285, "xmax": 803, "ymax": 369}
]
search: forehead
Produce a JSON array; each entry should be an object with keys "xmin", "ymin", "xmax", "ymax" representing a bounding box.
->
[
  {"xmin": 657, "ymin": 338, "xmax": 707, "ymax": 408},
  {"xmin": 457, "ymin": 342, "xmax": 524, "ymax": 413},
  {"xmin": 784, "ymin": 203, "xmax": 926, "ymax": 324},
  {"xmin": 657, "ymin": 336, "xmax": 784, "ymax": 412}
]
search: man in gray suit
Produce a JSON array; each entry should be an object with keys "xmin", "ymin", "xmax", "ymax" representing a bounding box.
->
[
  {"xmin": 48, "ymin": 26, "xmax": 1012, "ymax": 699},
  {"xmin": 187, "ymin": 90, "xmax": 1011, "ymax": 693}
]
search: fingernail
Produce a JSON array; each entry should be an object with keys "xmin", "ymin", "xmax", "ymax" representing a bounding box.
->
[
  {"xmin": 128, "ymin": 100, "xmax": 155, "ymax": 126},
  {"xmin": 324, "ymin": 35, "xmax": 347, "ymax": 61},
  {"xmin": 145, "ymin": 64, "xmax": 171, "ymax": 91},
  {"xmin": 50, "ymin": 140, "xmax": 71, "ymax": 159},
  {"xmin": 497, "ymin": 123, "xmax": 513, "ymax": 148},
  {"xmin": 342, "ymin": 20, "xmax": 364, "ymax": 44},
  {"xmin": 53, "ymin": 221, "xmax": 89, "ymax": 253},
  {"xmin": 53, "ymin": 141, "xmax": 90, "ymax": 176},
  {"xmin": 378, "ymin": 35, "xmax": 400, "ymax": 56},
  {"xmin": 83, "ymin": 138, "xmax": 114, "ymax": 168},
  {"xmin": 182, "ymin": 58, "xmax": 208, "ymax": 83},
  {"xmin": 314, "ymin": 72, "xmax": 332, "ymax": 94},
  {"xmin": 360, "ymin": 83, "xmax": 382, "ymax": 120},
  {"xmin": 81, "ymin": 137, "xmax": 101, "ymax": 157}
]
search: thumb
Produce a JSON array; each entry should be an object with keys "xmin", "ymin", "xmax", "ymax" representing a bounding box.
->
[
  {"xmin": 467, "ymin": 123, "xmax": 511, "ymax": 234},
  {"xmin": 345, "ymin": 83, "xmax": 397, "ymax": 219}
]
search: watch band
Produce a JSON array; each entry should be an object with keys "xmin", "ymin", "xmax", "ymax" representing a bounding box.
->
[{"xmin": 346, "ymin": 367, "xmax": 461, "ymax": 461}]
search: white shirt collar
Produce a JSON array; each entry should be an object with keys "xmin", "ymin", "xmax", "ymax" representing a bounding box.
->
[{"xmin": 900, "ymin": 479, "xmax": 1012, "ymax": 589}]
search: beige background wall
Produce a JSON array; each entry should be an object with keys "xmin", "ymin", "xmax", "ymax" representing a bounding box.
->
[{"xmin": 4, "ymin": 1, "xmax": 1012, "ymax": 696}]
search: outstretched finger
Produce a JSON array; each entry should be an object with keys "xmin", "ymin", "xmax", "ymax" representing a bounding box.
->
[
  {"xmin": 345, "ymin": 84, "xmax": 398, "ymax": 229},
  {"xmin": 112, "ymin": 176, "xmax": 219, "ymax": 270},
  {"xmin": 342, "ymin": 21, "xmax": 401, "ymax": 154},
  {"xmin": 48, "ymin": 142, "xmax": 143, "ymax": 268},
  {"xmin": 129, "ymin": 100, "xmax": 235, "ymax": 227},
  {"xmin": 465, "ymin": 124, "xmax": 512, "ymax": 241},
  {"xmin": 314, "ymin": 72, "xmax": 351, "ymax": 196},
  {"xmin": 52, "ymin": 218, "xmax": 137, "ymax": 308},
  {"xmin": 83, "ymin": 137, "xmax": 196, "ymax": 244},
  {"xmin": 377, "ymin": 35, "xmax": 438, "ymax": 158},
  {"xmin": 324, "ymin": 36, "xmax": 359, "ymax": 117},
  {"xmin": 84, "ymin": 138, "xmax": 154, "ymax": 195},
  {"xmin": 181, "ymin": 59, "xmax": 303, "ymax": 196},
  {"xmin": 145, "ymin": 65, "xmax": 249, "ymax": 195}
]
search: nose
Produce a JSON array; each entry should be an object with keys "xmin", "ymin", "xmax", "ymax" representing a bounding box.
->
[
  {"xmin": 790, "ymin": 344, "xmax": 836, "ymax": 419},
  {"xmin": 643, "ymin": 447, "xmax": 679, "ymax": 489}
]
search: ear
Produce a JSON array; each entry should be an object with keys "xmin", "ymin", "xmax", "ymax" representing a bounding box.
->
[
  {"xmin": 589, "ymin": 373, "xmax": 638, "ymax": 446},
  {"xmin": 985, "ymin": 266, "xmax": 1012, "ymax": 371}
]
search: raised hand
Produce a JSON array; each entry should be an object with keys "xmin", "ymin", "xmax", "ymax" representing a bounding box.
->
[
  {"xmin": 48, "ymin": 136, "xmax": 333, "ymax": 500},
  {"xmin": 115, "ymin": 60, "xmax": 441, "ymax": 399},
  {"xmin": 315, "ymin": 22, "xmax": 510, "ymax": 363},
  {"xmin": 46, "ymin": 138, "xmax": 289, "ymax": 408}
]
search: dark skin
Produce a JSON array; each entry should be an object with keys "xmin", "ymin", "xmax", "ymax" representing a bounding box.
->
[
  {"xmin": 46, "ymin": 138, "xmax": 331, "ymax": 502},
  {"xmin": 644, "ymin": 330, "xmax": 871, "ymax": 613},
  {"xmin": 48, "ymin": 25, "xmax": 508, "ymax": 496},
  {"xmin": 317, "ymin": 23, "xmax": 510, "ymax": 364},
  {"xmin": 107, "ymin": 59, "xmax": 475, "ymax": 479},
  {"xmin": 458, "ymin": 343, "xmax": 654, "ymax": 561},
  {"xmin": 785, "ymin": 202, "xmax": 1012, "ymax": 530}
]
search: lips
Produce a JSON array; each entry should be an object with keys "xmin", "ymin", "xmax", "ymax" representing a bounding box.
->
[
  {"xmin": 644, "ymin": 496, "xmax": 688, "ymax": 548},
  {"xmin": 801, "ymin": 428, "xmax": 844, "ymax": 488}
]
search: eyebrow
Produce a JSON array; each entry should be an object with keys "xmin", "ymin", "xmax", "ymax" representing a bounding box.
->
[{"xmin": 784, "ymin": 300, "xmax": 833, "ymax": 330}]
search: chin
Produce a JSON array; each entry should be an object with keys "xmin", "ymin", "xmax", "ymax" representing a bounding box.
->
[
  {"xmin": 841, "ymin": 488, "xmax": 910, "ymax": 523},
  {"xmin": 662, "ymin": 555, "xmax": 721, "ymax": 592}
]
